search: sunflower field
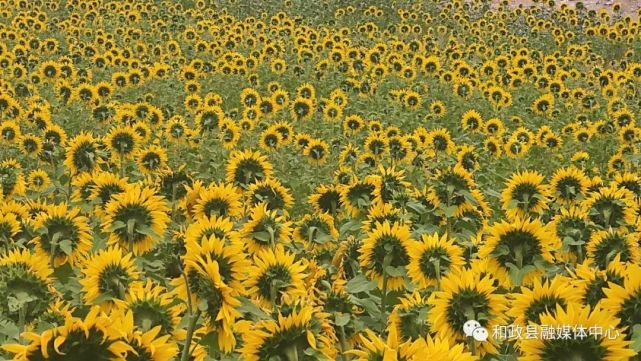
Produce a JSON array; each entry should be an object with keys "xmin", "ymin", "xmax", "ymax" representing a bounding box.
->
[{"xmin": 3, "ymin": 0, "xmax": 641, "ymax": 359}]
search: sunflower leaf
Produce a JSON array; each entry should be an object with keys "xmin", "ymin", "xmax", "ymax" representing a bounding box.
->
[
  {"xmin": 58, "ymin": 239, "xmax": 73, "ymax": 255},
  {"xmin": 334, "ymin": 313, "xmax": 350, "ymax": 327},
  {"xmin": 631, "ymin": 324, "xmax": 641, "ymax": 352},
  {"xmin": 346, "ymin": 275, "xmax": 377, "ymax": 294}
]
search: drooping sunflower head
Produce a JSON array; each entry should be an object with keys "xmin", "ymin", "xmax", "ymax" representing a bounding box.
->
[
  {"xmin": 80, "ymin": 246, "xmax": 140, "ymax": 312},
  {"xmin": 309, "ymin": 184, "xmax": 342, "ymax": 217},
  {"xmin": 583, "ymin": 185, "xmax": 635, "ymax": 229},
  {"xmin": 225, "ymin": 149, "xmax": 274, "ymax": 188},
  {"xmin": 586, "ymin": 229, "xmax": 640, "ymax": 270},
  {"xmin": 340, "ymin": 175, "xmax": 380, "ymax": 218},
  {"xmin": 407, "ymin": 232, "xmax": 465, "ymax": 289},
  {"xmin": 388, "ymin": 291, "xmax": 432, "ymax": 342},
  {"xmin": 64, "ymin": 132, "xmax": 100, "ymax": 175},
  {"xmin": 124, "ymin": 279, "xmax": 183, "ymax": 337},
  {"xmin": 508, "ymin": 275, "xmax": 582, "ymax": 326},
  {"xmin": 241, "ymin": 298, "xmax": 333, "ymax": 361},
  {"xmin": 292, "ymin": 212, "xmax": 339, "ymax": 251},
  {"xmin": 571, "ymin": 258, "xmax": 626, "ymax": 308},
  {"xmin": 2, "ymin": 306, "xmax": 132, "ymax": 360},
  {"xmin": 136, "ymin": 144, "xmax": 168, "ymax": 175},
  {"xmin": 501, "ymin": 170, "xmax": 550, "ymax": 219},
  {"xmin": 103, "ymin": 184, "xmax": 170, "ymax": 255},
  {"xmin": 550, "ymin": 206, "xmax": 593, "ymax": 263},
  {"xmin": 193, "ymin": 182, "xmax": 243, "ymax": 220},
  {"xmin": 519, "ymin": 303, "xmax": 635, "ymax": 361},
  {"xmin": 0, "ymin": 249, "xmax": 54, "ymax": 325},
  {"xmin": 112, "ymin": 309, "xmax": 180, "ymax": 361},
  {"xmin": 241, "ymin": 203, "xmax": 292, "ymax": 254},
  {"xmin": 432, "ymin": 164, "xmax": 476, "ymax": 210},
  {"xmin": 428, "ymin": 267, "xmax": 508, "ymax": 356},
  {"xmin": 31, "ymin": 203, "xmax": 92, "ymax": 267},
  {"xmin": 479, "ymin": 216, "xmax": 559, "ymax": 288},
  {"xmin": 247, "ymin": 178, "xmax": 294, "ymax": 213},
  {"xmin": 0, "ymin": 158, "xmax": 26, "ymax": 198},
  {"xmin": 358, "ymin": 221, "xmax": 412, "ymax": 291},
  {"xmin": 88, "ymin": 170, "xmax": 130, "ymax": 212},
  {"xmin": 549, "ymin": 166, "xmax": 589, "ymax": 205},
  {"xmin": 245, "ymin": 244, "xmax": 307, "ymax": 310},
  {"xmin": 184, "ymin": 214, "xmax": 238, "ymax": 246}
]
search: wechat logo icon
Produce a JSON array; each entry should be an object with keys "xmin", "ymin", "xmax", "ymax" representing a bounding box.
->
[{"xmin": 464, "ymin": 320, "xmax": 489, "ymax": 342}]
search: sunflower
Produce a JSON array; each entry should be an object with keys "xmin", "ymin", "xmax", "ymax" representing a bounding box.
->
[
  {"xmin": 407, "ymin": 232, "xmax": 465, "ymax": 289},
  {"xmin": 105, "ymin": 125, "xmax": 141, "ymax": 160},
  {"xmin": 18, "ymin": 134, "xmax": 43, "ymax": 157},
  {"xmin": 241, "ymin": 299, "xmax": 333, "ymax": 361},
  {"xmin": 102, "ymin": 185, "xmax": 170, "ymax": 255},
  {"xmin": 113, "ymin": 310, "xmax": 179, "ymax": 361},
  {"xmin": 225, "ymin": 149, "xmax": 274, "ymax": 188},
  {"xmin": 461, "ymin": 109, "xmax": 484, "ymax": 133},
  {"xmin": 428, "ymin": 267, "xmax": 508, "ymax": 356},
  {"xmin": 0, "ymin": 249, "xmax": 54, "ymax": 325},
  {"xmin": 88, "ymin": 171, "xmax": 130, "ymax": 215},
  {"xmin": 245, "ymin": 244, "xmax": 307, "ymax": 309},
  {"xmin": 570, "ymin": 258, "xmax": 626, "ymax": 308},
  {"xmin": 259, "ymin": 129, "xmax": 282, "ymax": 152},
  {"xmin": 340, "ymin": 175, "xmax": 380, "ymax": 217},
  {"xmin": 0, "ymin": 159, "xmax": 26, "ymax": 198},
  {"xmin": 508, "ymin": 275, "xmax": 582, "ymax": 326},
  {"xmin": 241, "ymin": 203, "xmax": 293, "ymax": 254},
  {"xmin": 27, "ymin": 169, "xmax": 51, "ymax": 192},
  {"xmin": 80, "ymin": 246, "xmax": 140, "ymax": 311},
  {"xmin": 410, "ymin": 335, "xmax": 477, "ymax": 361},
  {"xmin": 550, "ymin": 206, "xmax": 593, "ymax": 263},
  {"xmin": 519, "ymin": 303, "xmax": 635, "ymax": 361},
  {"xmin": 586, "ymin": 229, "xmax": 640, "ymax": 269},
  {"xmin": 309, "ymin": 184, "xmax": 342, "ymax": 216},
  {"xmin": 364, "ymin": 132, "xmax": 388, "ymax": 157},
  {"xmin": 64, "ymin": 132, "xmax": 100, "ymax": 174},
  {"xmin": 343, "ymin": 114, "xmax": 365, "ymax": 135},
  {"xmin": 583, "ymin": 185, "xmax": 634, "ymax": 229},
  {"xmin": 136, "ymin": 144, "xmax": 168, "ymax": 175},
  {"xmin": 549, "ymin": 166, "xmax": 589, "ymax": 205},
  {"xmin": 290, "ymin": 97, "xmax": 315, "ymax": 121},
  {"xmin": 387, "ymin": 291, "xmax": 432, "ymax": 342},
  {"xmin": 193, "ymin": 182, "xmax": 243, "ymax": 219},
  {"xmin": 478, "ymin": 216, "xmax": 558, "ymax": 288},
  {"xmin": 0, "ymin": 120, "xmax": 21, "ymax": 144},
  {"xmin": 3, "ymin": 306, "xmax": 132, "ymax": 360},
  {"xmin": 174, "ymin": 235, "xmax": 248, "ymax": 352},
  {"xmin": 501, "ymin": 170, "xmax": 550, "ymax": 219},
  {"xmin": 427, "ymin": 128, "xmax": 454, "ymax": 154},
  {"xmin": 123, "ymin": 279, "xmax": 183, "ymax": 337},
  {"xmin": 358, "ymin": 221, "xmax": 411, "ymax": 291},
  {"xmin": 0, "ymin": 211, "xmax": 20, "ymax": 247},
  {"xmin": 31, "ymin": 203, "xmax": 92, "ymax": 267},
  {"xmin": 292, "ymin": 212, "xmax": 339, "ymax": 251},
  {"xmin": 304, "ymin": 138, "xmax": 330, "ymax": 164}
]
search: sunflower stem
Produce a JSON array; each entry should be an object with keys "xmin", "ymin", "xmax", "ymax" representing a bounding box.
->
[
  {"xmin": 49, "ymin": 241, "xmax": 57, "ymax": 268},
  {"xmin": 180, "ymin": 308, "xmax": 201, "ymax": 361},
  {"xmin": 380, "ymin": 256, "xmax": 390, "ymax": 331},
  {"xmin": 338, "ymin": 325, "xmax": 350, "ymax": 361},
  {"xmin": 467, "ymin": 337, "xmax": 477, "ymax": 356},
  {"xmin": 17, "ymin": 306, "xmax": 26, "ymax": 343},
  {"xmin": 180, "ymin": 265, "xmax": 193, "ymax": 316},
  {"xmin": 66, "ymin": 171, "xmax": 72, "ymax": 202}
]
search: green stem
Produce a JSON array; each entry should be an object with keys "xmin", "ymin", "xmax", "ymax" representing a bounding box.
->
[
  {"xmin": 380, "ymin": 269, "xmax": 388, "ymax": 331},
  {"xmin": 468, "ymin": 337, "xmax": 477, "ymax": 356},
  {"xmin": 180, "ymin": 309, "xmax": 201, "ymax": 361},
  {"xmin": 338, "ymin": 325, "xmax": 350, "ymax": 361},
  {"xmin": 49, "ymin": 242, "xmax": 57, "ymax": 268}
]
